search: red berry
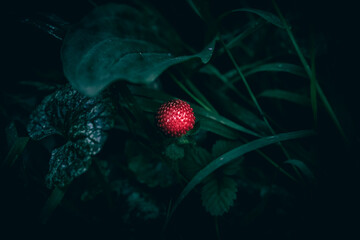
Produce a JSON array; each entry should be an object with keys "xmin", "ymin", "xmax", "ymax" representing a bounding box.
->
[{"xmin": 155, "ymin": 99, "xmax": 196, "ymax": 137}]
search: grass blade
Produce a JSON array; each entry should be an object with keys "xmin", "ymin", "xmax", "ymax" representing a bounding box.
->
[
  {"xmin": 2, "ymin": 137, "xmax": 29, "ymax": 167},
  {"xmin": 257, "ymin": 89, "xmax": 310, "ymax": 106},
  {"xmin": 284, "ymin": 159, "xmax": 316, "ymax": 182},
  {"xmin": 182, "ymin": 73, "xmax": 218, "ymax": 114},
  {"xmin": 272, "ymin": 0, "xmax": 347, "ymax": 141},
  {"xmin": 192, "ymin": 105, "xmax": 261, "ymax": 137},
  {"xmin": 225, "ymin": 21, "xmax": 265, "ymax": 50},
  {"xmin": 40, "ymin": 187, "xmax": 66, "ymax": 224},
  {"xmin": 218, "ymin": 8, "xmax": 285, "ymax": 29},
  {"xmin": 171, "ymin": 73, "xmax": 213, "ymax": 112},
  {"xmin": 186, "ymin": 0, "xmax": 206, "ymax": 21},
  {"xmin": 165, "ymin": 129, "xmax": 315, "ymax": 225},
  {"xmin": 244, "ymin": 62, "xmax": 307, "ymax": 78},
  {"xmin": 220, "ymin": 37, "xmax": 293, "ymax": 161}
]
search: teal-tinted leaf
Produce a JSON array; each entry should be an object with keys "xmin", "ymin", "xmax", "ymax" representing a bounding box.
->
[
  {"xmin": 166, "ymin": 130, "xmax": 315, "ymax": 222},
  {"xmin": 212, "ymin": 140, "xmax": 243, "ymax": 176},
  {"xmin": 201, "ymin": 176, "xmax": 238, "ymax": 216},
  {"xmin": 46, "ymin": 142, "xmax": 93, "ymax": 188},
  {"xmin": 284, "ymin": 159, "xmax": 316, "ymax": 182},
  {"xmin": 258, "ymin": 89, "xmax": 311, "ymax": 106},
  {"xmin": 165, "ymin": 143, "xmax": 185, "ymax": 161},
  {"xmin": 180, "ymin": 146, "xmax": 212, "ymax": 180},
  {"xmin": 111, "ymin": 179, "xmax": 163, "ymax": 222},
  {"xmin": 244, "ymin": 63, "xmax": 307, "ymax": 78},
  {"xmin": 27, "ymin": 85, "xmax": 115, "ymax": 188},
  {"xmin": 128, "ymin": 155, "xmax": 177, "ymax": 188},
  {"xmin": 61, "ymin": 3, "xmax": 215, "ymax": 97},
  {"xmin": 218, "ymin": 8, "xmax": 285, "ymax": 29},
  {"xmin": 126, "ymin": 140, "xmax": 177, "ymax": 188}
]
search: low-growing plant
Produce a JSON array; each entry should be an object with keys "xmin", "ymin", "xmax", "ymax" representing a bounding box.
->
[{"xmin": 1, "ymin": 0, "xmax": 356, "ymax": 239}]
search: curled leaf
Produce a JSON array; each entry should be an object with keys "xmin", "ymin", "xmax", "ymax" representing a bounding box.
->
[
  {"xmin": 61, "ymin": 3, "xmax": 215, "ymax": 97},
  {"xmin": 27, "ymin": 85, "xmax": 115, "ymax": 188}
]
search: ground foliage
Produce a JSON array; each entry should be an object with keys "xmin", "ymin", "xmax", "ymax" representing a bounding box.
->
[{"xmin": 1, "ymin": 0, "xmax": 358, "ymax": 239}]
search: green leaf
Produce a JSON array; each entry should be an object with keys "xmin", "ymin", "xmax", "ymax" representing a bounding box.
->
[
  {"xmin": 165, "ymin": 143, "xmax": 185, "ymax": 161},
  {"xmin": 180, "ymin": 146, "xmax": 211, "ymax": 180},
  {"xmin": 257, "ymin": 89, "xmax": 311, "ymax": 106},
  {"xmin": 126, "ymin": 140, "xmax": 177, "ymax": 188},
  {"xmin": 27, "ymin": 85, "xmax": 115, "ymax": 188},
  {"xmin": 165, "ymin": 129, "xmax": 315, "ymax": 224},
  {"xmin": 61, "ymin": 3, "xmax": 215, "ymax": 97},
  {"xmin": 201, "ymin": 176, "xmax": 238, "ymax": 216},
  {"xmin": 244, "ymin": 63, "xmax": 307, "ymax": 78},
  {"xmin": 218, "ymin": 8, "xmax": 285, "ymax": 29}
]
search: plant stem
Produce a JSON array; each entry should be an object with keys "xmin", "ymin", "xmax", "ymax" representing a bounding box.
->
[{"xmin": 215, "ymin": 216, "xmax": 221, "ymax": 240}]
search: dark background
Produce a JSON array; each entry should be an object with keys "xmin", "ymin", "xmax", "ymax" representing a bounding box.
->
[{"xmin": 1, "ymin": 0, "xmax": 358, "ymax": 238}]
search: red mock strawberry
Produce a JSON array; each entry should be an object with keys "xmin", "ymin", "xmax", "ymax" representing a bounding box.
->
[{"xmin": 155, "ymin": 99, "xmax": 196, "ymax": 137}]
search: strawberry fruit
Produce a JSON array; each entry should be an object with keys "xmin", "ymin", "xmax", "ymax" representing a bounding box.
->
[{"xmin": 155, "ymin": 99, "xmax": 196, "ymax": 137}]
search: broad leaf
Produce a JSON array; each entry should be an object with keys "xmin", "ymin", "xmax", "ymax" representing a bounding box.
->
[
  {"xmin": 27, "ymin": 85, "xmax": 115, "ymax": 188},
  {"xmin": 165, "ymin": 143, "xmax": 185, "ymax": 161},
  {"xmin": 165, "ymin": 130, "xmax": 315, "ymax": 224},
  {"xmin": 61, "ymin": 3, "xmax": 215, "ymax": 97},
  {"xmin": 180, "ymin": 146, "xmax": 212, "ymax": 180},
  {"xmin": 201, "ymin": 176, "xmax": 238, "ymax": 216},
  {"xmin": 126, "ymin": 140, "xmax": 177, "ymax": 188}
]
